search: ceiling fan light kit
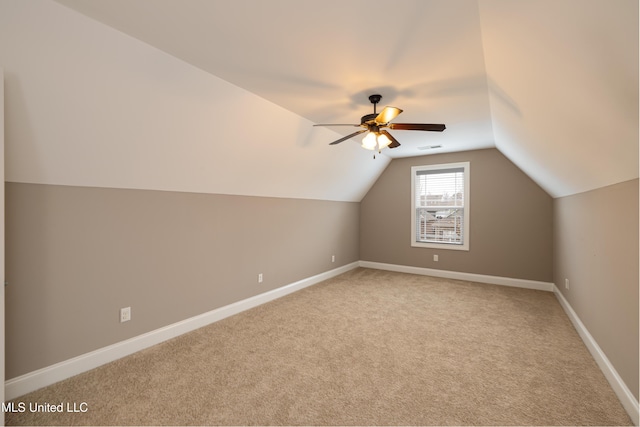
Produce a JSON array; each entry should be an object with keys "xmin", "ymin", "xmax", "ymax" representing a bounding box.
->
[
  {"xmin": 314, "ymin": 94, "xmax": 446, "ymax": 154},
  {"xmin": 361, "ymin": 127, "xmax": 392, "ymax": 151}
]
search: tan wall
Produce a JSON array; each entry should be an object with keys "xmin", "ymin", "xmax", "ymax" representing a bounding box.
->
[
  {"xmin": 5, "ymin": 182, "xmax": 360, "ymax": 379},
  {"xmin": 553, "ymin": 179, "xmax": 639, "ymax": 399},
  {"xmin": 360, "ymin": 148, "xmax": 553, "ymax": 282}
]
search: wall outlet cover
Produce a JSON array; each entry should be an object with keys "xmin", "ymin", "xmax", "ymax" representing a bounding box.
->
[{"xmin": 120, "ymin": 307, "xmax": 131, "ymax": 323}]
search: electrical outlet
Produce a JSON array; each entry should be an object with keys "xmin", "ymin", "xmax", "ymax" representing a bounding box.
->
[
  {"xmin": 258, "ymin": 273, "xmax": 263, "ymax": 283},
  {"xmin": 433, "ymin": 254, "xmax": 439, "ymax": 262},
  {"xmin": 331, "ymin": 255, "xmax": 335, "ymax": 263},
  {"xmin": 565, "ymin": 278, "xmax": 570, "ymax": 289},
  {"xmin": 120, "ymin": 307, "xmax": 131, "ymax": 323}
]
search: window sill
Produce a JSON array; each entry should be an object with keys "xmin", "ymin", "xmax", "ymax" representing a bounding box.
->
[{"xmin": 411, "ymin": 241, "xmax": 469, "ymax": 251}]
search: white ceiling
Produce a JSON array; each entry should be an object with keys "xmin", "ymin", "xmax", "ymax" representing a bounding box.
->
[
  {"xmin": 53, "ymin": 0, "xmax": 497, "ymax": 158},
  {"xmin": 10, "ymin": 0, "xmax": 640, "ymax": 198}
]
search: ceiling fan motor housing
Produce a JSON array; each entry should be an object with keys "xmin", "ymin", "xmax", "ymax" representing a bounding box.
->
[{"xmin": 360, "ymin": 113, "xmax": 378, "ymax": 125}]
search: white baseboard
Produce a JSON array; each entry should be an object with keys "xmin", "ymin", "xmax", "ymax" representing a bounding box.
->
[
  {"xmin": 5, "ymin": 262, "xmax": 359, "ymax": 400},
  {"xmin": 8, "ymin": 260, "xmax": 637, "ymax": 426},
  {"xmin": 359, "ymin": 261, "xmax": 555, "ymax": 292},
  {"xmin": 553, "ymin": 285, "xmax": 639, "ymax": 425}
]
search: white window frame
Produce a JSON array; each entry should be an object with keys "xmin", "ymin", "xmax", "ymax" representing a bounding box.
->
[{"xmin": 411, "ymin": 162, "xmax": 470, "ymax": 251}]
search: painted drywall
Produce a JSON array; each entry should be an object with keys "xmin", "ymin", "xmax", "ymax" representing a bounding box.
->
[
  {"xmin": 0, "ymin": 0, "xmax": 389, "ymax": 202},
  {"xmin": 53, "ymin": 0, "xmax": 496, "ymax": 159},
  {"xmin": 360, "ymin": 148, "xmax": 553, "ymax": 282},
  {"xmin": 478, "ymin": 0, "xmax": 638, "ymax": 198},
  {"xmin": 49, "ymin": 0, "xmax": 639, "ymax": 200},
  {"xmin": 5, "ymin": 182, "xmax": 360, "ymax": 379},
  {"xmin": 553, "ymin": 179, "xmax": 639, "ymax": 400}
]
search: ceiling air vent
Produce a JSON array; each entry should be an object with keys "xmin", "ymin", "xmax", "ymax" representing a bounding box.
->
[{"xmin": 417, "ymin": 145, "xmax": 442, "ymax": 150}]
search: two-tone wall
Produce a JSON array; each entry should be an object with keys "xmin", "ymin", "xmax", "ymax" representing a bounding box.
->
[
  {"xmin": 0, "ymin": 0, "xmax": 377, "ymax": 381},
  {"xmin": 4, "ymin": 146, "xmax": 555, "ymax": 379},
  {"xmin": 5, "ymin": 183, "xmax": 359, "ymax": 379},
  {"xmin": 1, "ymin": 0, "xmax": 637, "ymax": 417}
]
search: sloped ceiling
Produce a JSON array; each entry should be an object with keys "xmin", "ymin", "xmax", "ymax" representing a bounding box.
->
[
  {"xmin": 3, "ymin": 0, "xmax": 638, "ymax": 200},
  {"xmin": 479, "ymin": 0, "xmax": 638, "ymax": 197}
]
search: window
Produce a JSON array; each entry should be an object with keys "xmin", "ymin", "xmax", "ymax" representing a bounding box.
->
[{"xmin": 411, "ymin": 162, "xmax": 470, "ymax": 250}]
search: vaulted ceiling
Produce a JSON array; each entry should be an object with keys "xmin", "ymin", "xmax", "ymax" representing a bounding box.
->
[{"xmin": 2, "ymin": 0, "xmax": 638, "ymax": 200}]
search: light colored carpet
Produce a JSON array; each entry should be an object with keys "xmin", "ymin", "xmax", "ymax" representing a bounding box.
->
[{"xmin": 6, "ymin": 268, "xmax": 632, "ymax": 425}]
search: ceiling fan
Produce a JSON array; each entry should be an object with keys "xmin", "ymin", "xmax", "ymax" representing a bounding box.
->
[{"xmin": 314, "ymin": 94, "xmax": 446, "ymax": 152}]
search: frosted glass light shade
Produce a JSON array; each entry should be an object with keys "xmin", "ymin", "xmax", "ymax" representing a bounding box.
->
[
  {"xmin": 362, "ymin": 131, "xmax": 394, "ymax": 151},
  {"xmin": 361, "ymin": 132, "xmax": 377, "ymax": 150},
  {"xmin": 377, "ymin": 133, "xmax": 391, "ymax": 149}
]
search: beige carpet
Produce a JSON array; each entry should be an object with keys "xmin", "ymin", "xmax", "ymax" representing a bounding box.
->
[{"xmin": 6, "ymin": 268, "xmax": 632, "ymax": 426}]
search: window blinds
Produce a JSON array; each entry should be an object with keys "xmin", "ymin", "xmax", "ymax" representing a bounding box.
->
[{"xmin": 414, "ymin": 166, "xmax": 465, "ymax": 245}]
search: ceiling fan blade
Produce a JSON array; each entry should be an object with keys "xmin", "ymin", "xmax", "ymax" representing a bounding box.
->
[
  {"xmin": 375, "ymin": 106, "xmax": 403, "ymax": 124},
  {"xmin": 389, "ymin": 123, "xmax": 446, "ymax": 132},
  {"xmin": 380, "ymin": 130, "xmax": 400, "ymax": 149},
  {"xmin": 313, "ymin": 123, "xmax": 360, "ymax": 127},
  {"xmin": 328, "ymin": 129, "xmax": 367, "ymax": 145}
]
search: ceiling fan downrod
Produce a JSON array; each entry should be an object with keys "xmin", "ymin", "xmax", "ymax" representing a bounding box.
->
[{"xmin": 368, "ymin": 94, "xmax": 382, "ymax": 114}]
